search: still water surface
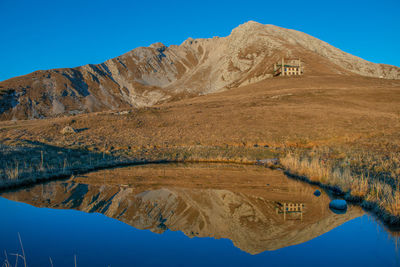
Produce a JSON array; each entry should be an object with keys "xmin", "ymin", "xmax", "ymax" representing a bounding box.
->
[{"xmin": 0, "ymin": 163, "xmax": 399, "ymax": 266}]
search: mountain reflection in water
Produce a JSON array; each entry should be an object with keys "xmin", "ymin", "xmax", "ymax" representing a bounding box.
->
[{"xmin": 1, "ymin": 163, "xmax": 365, "ymax": 255}]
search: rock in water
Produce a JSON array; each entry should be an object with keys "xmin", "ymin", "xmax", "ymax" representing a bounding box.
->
[
  {"xmin": 314, "ymin": 190, "xmax": 321, "ymax": 197},
  {"xmin": 329, "ymin": 199, "xmax": 347, "ymax": 211}
]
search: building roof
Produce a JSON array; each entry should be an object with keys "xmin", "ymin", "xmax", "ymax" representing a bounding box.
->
[{"xmin": 276, "ymin": 64, "xmax": 300, "ymax": 68}]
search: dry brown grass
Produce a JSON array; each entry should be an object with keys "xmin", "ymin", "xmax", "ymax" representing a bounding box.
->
[
  {"xmin": 280, "ymin": 145, "xmax": 400, "ymax": 220},
  {"xmin": 2, "ymin": 75, "xmax": 400, "ymax": 150},
  {"xmin": 0, "ymin": 140, "xmax": 277, "ymax": 190}
]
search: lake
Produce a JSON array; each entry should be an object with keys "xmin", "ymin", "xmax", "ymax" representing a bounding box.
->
[{"xmin": 0, "ymin": 163, "xmax": 399, "ymax": 266}]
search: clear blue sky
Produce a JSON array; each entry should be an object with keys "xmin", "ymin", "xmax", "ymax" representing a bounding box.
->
[{"xmin": 0, "ymin": 0, "xmax": 399, "ymax": 81}]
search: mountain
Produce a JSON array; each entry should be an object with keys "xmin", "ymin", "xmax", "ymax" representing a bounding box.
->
[{"xmin": 1, "ymin": 21, "xmax": 399, "ymax": 120}]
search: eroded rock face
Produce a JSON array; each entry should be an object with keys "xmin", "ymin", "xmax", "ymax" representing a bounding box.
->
[
  {"xmin": 1, "ymin": 164, "xmax": 364, "ymax": 254},
  {"xmin": 1, "ymin": 21, "xmax": 398, "ymax": 120}
]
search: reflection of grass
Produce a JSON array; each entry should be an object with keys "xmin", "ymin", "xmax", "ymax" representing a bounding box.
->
[{"xmin": 280, "ymin": 146, "xmax": 400, "ymax": 224}]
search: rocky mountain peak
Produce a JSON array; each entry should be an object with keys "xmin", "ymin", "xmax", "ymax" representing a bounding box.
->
[
  {"xmin": 149, "ymin": 42, "xmax": 167, "ymax": 51},
  {"xmin": 234, "ymin": 20, "xmax": 264, "ymax": 30}
]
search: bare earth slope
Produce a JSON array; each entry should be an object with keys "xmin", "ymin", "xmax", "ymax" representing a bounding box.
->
[{"xmin": 1, "ymin": 21, "xmax": 399, "ymax": 120}]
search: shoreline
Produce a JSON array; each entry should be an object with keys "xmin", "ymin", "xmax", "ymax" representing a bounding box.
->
[
  {"xmin": 0, "ymin": 157, "xmax": 267, "ymax": 192},
  {"xmin": 283, "ymin": 170, "xmax": 400, "ymax": 229},
  {"xmin": 1, "ymin": 156, "xmax": 400, "ymax": 229}
]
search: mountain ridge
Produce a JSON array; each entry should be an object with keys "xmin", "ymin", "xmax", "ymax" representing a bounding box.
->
[{"xmin": 1, "ymin": 21, "xmax": 399, "ymax": 120}]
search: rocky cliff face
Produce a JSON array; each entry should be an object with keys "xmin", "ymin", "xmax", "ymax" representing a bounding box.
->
[{"xmin": 1, "ymin": 21, "xmax": 399, "ymax": 120}]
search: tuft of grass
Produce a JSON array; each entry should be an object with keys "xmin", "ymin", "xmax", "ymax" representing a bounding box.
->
[
  {"xmin": 5, "ymin": 162, "xmax": 19, "ymax": 180},
  {"xmin": 2, "ymin": 233, "xmax": 26, "ymax": 267},
  {"xmin": 2, "ymin": 233, "xmax": 78, "ymax": 267}
]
